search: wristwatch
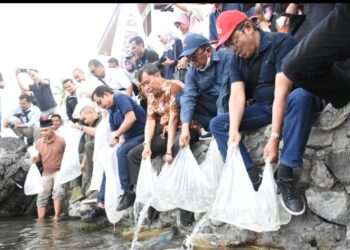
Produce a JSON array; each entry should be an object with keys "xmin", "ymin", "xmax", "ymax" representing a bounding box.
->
[
  {"xmin": 143, "ymin": 141, "xmax": 150, "ymax": 146},
  {"xmin": 114, "ymin": 136, "xmax": 119, "ymax": 142},
  {"xmin": 270, "ymin": 131, "xmax": 282, "ymax": 140}
]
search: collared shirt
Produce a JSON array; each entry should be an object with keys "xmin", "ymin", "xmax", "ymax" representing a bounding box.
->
[
  {"xmin": 108, "ymin": 93, "xmax": 146, "ymax": 140},
  {"xmin": 147, "ymin": 79, "xmax": 184, "ymax": 138},
  {"xmin": 12, "ymin": 104, "xmax": 41, "ymax": 128},
  {"xmin": 100, "ymin": 68, "xmax": 132, "ymax": 93},
  {"xmin": 76, "ymin": 77, "xmax": 102, "ymax": 99},
  {"xmin": 28, "ymin": 79, "xmax": 57, "ymax": 112},
  {"xmin": 136, "ymin": 49, "xmax": 159, "ymax": 70},
  {"xmin": 36, "ymin": 134, "xmax": 66, "ymax": 175},
  {"xmin": 66, "ymin": 93, "xmax": 78, "ymax": 122},
  {"xmin": 218, "ymin": 30, "xmax": 297, "ymax": 113},
  {"xmin": 180, "ymin": 49, "xmax": 234, "ymax": 123}
]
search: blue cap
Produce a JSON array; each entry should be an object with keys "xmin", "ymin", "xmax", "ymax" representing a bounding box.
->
[{"xmin": 180, "ymin": 33, "xmax": 210, "ymax": 57}]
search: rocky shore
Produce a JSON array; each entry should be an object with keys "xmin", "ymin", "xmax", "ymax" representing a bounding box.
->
[{"xmin": 1, "ymin": 117, "xmax": 349, "ymax": 249}]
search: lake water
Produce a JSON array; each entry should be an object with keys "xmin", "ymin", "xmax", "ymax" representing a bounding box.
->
[{"xmin": 0, "ymin": 216, "xmax": 187, "ymax": 250}]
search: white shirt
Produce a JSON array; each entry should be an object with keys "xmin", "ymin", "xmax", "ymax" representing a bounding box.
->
[
  {"xmin": 101, "ymin": 68, "xmax": 132, "ymax": 94},
  {"xmin": 76, "ymin": 77, "xmax": 102, "ymax": 100}
]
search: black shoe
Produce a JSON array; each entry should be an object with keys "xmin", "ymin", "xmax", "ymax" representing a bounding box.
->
[
  {"xmin": 81, "ymin": 206, "xmax": 106, "ymax": 222},
  {"xmin": 248, "ymin": 167, "xmax": 262, "ymax": 191},
  {"xmin": 147, "ymin": 206, "xmax": 159, "ymax": 225},
  {"xmin": 116, "ymin": 191, "xmax": 136, "ymax": 211},
  {"xmin": 199, "ymin": 132, "xmax": 213, "ymax": 141},
  {"xmin": 180, "ymin": 210, "xmax": 194, "ymax": 226},
  {"xmin": 252, "ymin": 175, "xmax": 262, "ymax": 191},
  {"xmin": 277, "ymin": 177, "xmax": 305, "ymax": 216}
]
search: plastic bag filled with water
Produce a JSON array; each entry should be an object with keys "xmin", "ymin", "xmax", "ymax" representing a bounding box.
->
[
  {"xmin": 59, "ymin": 126, "xmax": 84, "ymax": 184},
  {"xmin": 91, "ymin": 116, "xmax": 111, "ymax": 191},
  {"xmin": 135, "ymin": 158, "xmax": 158, "ymax": 205},
  {"xmin": 210, "ymin": 145, "xmax": 291, "ymax": 232},
  {"xmin": 154, "ymin": 146, "xmax": 215, "ymax": 213},
  {"xmin": 200, "ymin": 139, "xmax": 225, "ymax": 190},
  {"xmin": 24, "ymin": 163, "xmax": 44, "ymax": 195},
  {"xmin": 104, "ymin": 145, "xmax": 124, "ymax": 224}
]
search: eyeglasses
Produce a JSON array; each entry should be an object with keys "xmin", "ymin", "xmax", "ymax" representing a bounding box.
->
[
  {"xmin": 95, "ymin": 96, "xmax": 103, "ymax": 106},
  {"xmin": 224, "ymin": 30, "xmax": 241, "ymax": 49},
  {"xmin": 187, "ymin": 48, "xmax": 206, "ymax": 62}
]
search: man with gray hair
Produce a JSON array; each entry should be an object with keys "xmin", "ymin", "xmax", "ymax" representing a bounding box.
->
[{"xmin": 88, "ymin": 59, "xmax": 133, "ymax": 97}]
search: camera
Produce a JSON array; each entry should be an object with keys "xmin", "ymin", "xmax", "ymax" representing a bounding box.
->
[
  {"xmin": 154, "ymin": 4, "xmax": 174, "ymax": 12},
  {"xmin": 17, "ymin": 68, "xmax": 27, "ymax": 73},
  {"xmin": 8, "ymin": 122, "xmax": 15, "ymax": 129}
]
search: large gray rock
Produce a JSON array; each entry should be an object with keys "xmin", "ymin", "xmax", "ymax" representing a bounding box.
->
[
  {"xmin": 325, "ymin": 149, "xmax": 350, "ymax": 184},
  {"xmin": 310, "ymin": 160, "xmax": 334, "ymax": 189},
  {"xmin": 2, "ymin": 117, "xmax": 350, "ymax": 248},
  {"xmin": 305, "ymin": 188, "xmax": 350, "ymax": 226},
  {"xmin": 0, "ymin": 137, "xmax": 36, "ymax": 216},
  {"xmin": 307, "ymin": 127, "xmax": 333, "ymax": 149}
]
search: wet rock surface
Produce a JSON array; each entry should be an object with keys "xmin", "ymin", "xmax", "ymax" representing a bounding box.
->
[{"xmin": 1, "ymin": 118, "xmax": 350, "ymax": 249}]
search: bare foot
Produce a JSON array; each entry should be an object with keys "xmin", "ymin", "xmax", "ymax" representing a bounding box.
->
[{"xmin": 52, "ymin": 216, "xmax": 61, "ymax": 221}]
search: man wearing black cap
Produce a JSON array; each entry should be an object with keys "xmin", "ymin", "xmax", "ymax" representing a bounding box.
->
[
  {"xmin": 177, "ymin": 33, "xmax": 234, "ymax": 147},
  {"xmin": 210, "ymin": 10, "xmax": 321, "ymax": 216},
  {"xmin": 33, "ymin": 118, "xmax": 66, "ymax": 220}
]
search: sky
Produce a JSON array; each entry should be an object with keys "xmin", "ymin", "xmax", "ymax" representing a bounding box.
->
[
  {"xmin": 0, "ymin": 3, "xmax": 117, "ymax": 118},
  {"xmin": 0, "ymin": 3, "xmax": 183, "ymax": 127}
]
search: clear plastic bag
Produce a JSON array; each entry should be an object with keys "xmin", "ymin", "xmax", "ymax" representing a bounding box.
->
[
  {"xmin": 24, "ymin": 163, "xmax": 43, "ymax": 195},
  {"xmin": 24, "ymin": 146, "xmax": 43, "ymax": 195},
  {"xmin": 149, "ymin": 163, "xmax": 176, "ymax": 212},
  {"xmin": 209, "ymin": 146, "xmax": 290, "ymax": 232},
  {"xmin": 154, "ymin": 147, "xmax": 215, "ymax": 213},
  {"xmin": 59, "ymin": 127, "xmax": 84, "ymax": 184},
  {"xmin": 200, "ymin": 139, "xmax": 225, "ymax": 190},
  {"xmin": 135, "ymin": 158, "xmax": 158, "ymax": 205},
  {"xmin": 91, "ymin": 116, "xmax": 111, "ymax": 191},
  {"xmin": 103, "ymin": 145, "xmax": 124, "ymax": 224}
]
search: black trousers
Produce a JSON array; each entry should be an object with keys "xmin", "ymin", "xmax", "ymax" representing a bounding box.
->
[
  {"xmin": 127, "ymin": 129, "xmax": 199, "ymax": 186},
  {"xmin": 282, "ymin": 4, "xmax": 350, "ymax": 109}
]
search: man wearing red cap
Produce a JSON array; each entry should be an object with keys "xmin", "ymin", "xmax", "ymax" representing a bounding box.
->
[{"xmin": 210, "ymin": 10, "xmax": 321, "ymax": 216}]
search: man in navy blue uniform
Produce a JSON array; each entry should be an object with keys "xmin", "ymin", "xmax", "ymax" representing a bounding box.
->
[
  {"xmin": 210, "ymin": 10, "xmax": 321, "ymax": 216},
  {"xmin": 82, "ymin": 85, "xmax": 146, "ymax": 222}
]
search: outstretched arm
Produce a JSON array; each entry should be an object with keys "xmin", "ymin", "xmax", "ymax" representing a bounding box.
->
[{"xmin": 15, "ymin": 69, "xmax": 30, "ymax": 91}]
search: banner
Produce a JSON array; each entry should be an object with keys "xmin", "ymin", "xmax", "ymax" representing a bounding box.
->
[{"xmin": 97, "ymin": 3, "xmax": 145, "ymax": 61}]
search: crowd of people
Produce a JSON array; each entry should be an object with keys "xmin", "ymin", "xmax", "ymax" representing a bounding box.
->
[{"xmin": 1, "ymin": 3, "xmax": 349, "ymax": 231}]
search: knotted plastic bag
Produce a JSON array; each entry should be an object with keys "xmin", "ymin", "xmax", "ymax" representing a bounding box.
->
[
  {"xmin": 135, "ymin": 158, "xmax": 158, "ymax": 205},
  {"xmin": 91, "ymin": 116, "xmax": 111, "ymax": 191},
  {"xmin": 210, "ymin": 146, "xmax": 290, "ymax": 232},
  {"xmin": 103, "ymin": 145, "xmax": 124, "ymax": 224},
  {"xmin": 200, "ymin": 139, "xmax": 225, "ymax": 190},
  {"xmin": 154, "ymin": 147, "xmax": 215, "ymax": 213},
  {"xmin": 59, "ymin": 127, "xmax": 84, "ymax": 184},
  {"xmin": 24, "ymin": 146, "xmax": 43, "ymax": 195}
]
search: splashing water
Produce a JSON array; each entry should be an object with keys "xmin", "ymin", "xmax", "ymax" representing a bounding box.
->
[
  {"xmin": 130, "ymin": 197, "xmax": 154, "ymax": 250},
  {"xmin": 185, "ymin": 212, "xmax": 210, "ymax": 249}
]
